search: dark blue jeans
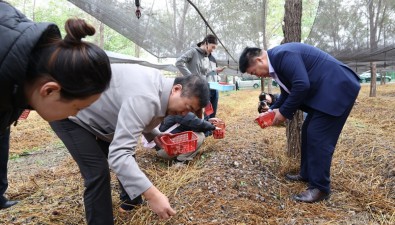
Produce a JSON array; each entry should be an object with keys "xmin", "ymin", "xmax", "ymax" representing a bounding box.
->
[
  {"xmin": 0, "ymin": 128, "xmax": 10, "ymax": 205},
  {"xmin": 206, "ymin": 89, "xmax": 219, "ymax": 119}
]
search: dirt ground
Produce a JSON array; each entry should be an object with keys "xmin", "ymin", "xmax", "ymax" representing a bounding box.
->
[{"xmin": 1, "ymin": 84, "xmax": 394, "ymax": 225}]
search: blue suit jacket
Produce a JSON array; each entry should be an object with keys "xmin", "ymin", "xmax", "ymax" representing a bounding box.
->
[{"xmin": 268, "ymin": 43, "xmax": 361, "ymax": 119}]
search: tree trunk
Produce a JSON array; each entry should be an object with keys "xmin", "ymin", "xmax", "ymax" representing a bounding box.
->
[
  {"xmin": 283, "ymin": 0, "xmax": 303, "ymax": 158},
  {"xmin": 370, "ymin": 62, "xmax": 377, "ymax": 97},
  {"xmin": 262, "ymin": 0, "xmax": 268, "ymax": 50},
  {"xmin": 99, "ymin": 22, "xmax": 104, "ymax": 49},
  {"xmin": 23, "ymin": 0, "xmax": 27, "ymax": 13},
  {"xmin": 135, "ymin": 45, "xmax": 140, "ymax": 58},
  {"xmin": 282, "ymin": 0, "xmax": 302, "ymax": 44},
  {"xmin": 267, "ymin": 78, "xmax": 272, "ymax": 94},
  {"xmin": 261, "ymin": 0, "xmax": 268, "ymax": 93},
  {"xmin": 32, "ymin": 0, "xmax": 36, "ymax": 21}
]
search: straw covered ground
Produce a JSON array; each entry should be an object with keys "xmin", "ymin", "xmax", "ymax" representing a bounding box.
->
[{"xmin": 0, "ymin": 84, "xmax": 394, "ymax": 224}]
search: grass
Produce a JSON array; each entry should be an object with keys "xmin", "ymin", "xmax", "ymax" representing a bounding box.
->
[{"xmin": 1, "ymin": 84, "xmax": 394, "ymax": 225}]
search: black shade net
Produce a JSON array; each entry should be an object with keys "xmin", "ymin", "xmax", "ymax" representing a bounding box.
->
[{"xmin": 68, "ymin": 0, "xmax": 395, "ymax": 74}]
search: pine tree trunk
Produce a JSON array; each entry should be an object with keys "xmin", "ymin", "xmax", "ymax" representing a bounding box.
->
[
  {"xmin": 261, "ymin": 0, "xmax": 268, "ymax": 93},
  {"xmin": 283, "ymin": 0, "xmax": 303, "ymax": 158},
  {"xmin": 99, "ymin": 22, "xmax": 104, "ymax": 49},
  {"xmin": 370, "ymin": 62, "xmax": 377, "ymax": 97},
  {"xmin": 267, "ymin": 78, "xmax": 272, "ymax": 94}
]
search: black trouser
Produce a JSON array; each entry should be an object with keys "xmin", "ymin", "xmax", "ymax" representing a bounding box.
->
[
  {"xmin": 0, "ymin": 128, "xmax": 10, "ymax": 205},
  {"xmin": 208, "ymin": 89, "xmax": 219, "ymax": 118},
  {"xmin": 50, "ymin": 119, "xmax": 134, "ymax": 225}
]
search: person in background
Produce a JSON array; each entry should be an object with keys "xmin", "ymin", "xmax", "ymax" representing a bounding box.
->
[
  {"xmin": 50, "ymin": 64, "xmax": 210, "ymax": 225},
  {"xmin": 239, "ymin": 43, "xmax": 360, "ymax": 203},
  {"xmin": 0, "ymin": 1, "xmax": 111, "ymax": 210},
  {"xmin": 157, "ymin": 112, "xmax": 218, "ymax": 163},
  {"xmin": 206, "ymin": 53, "xmax": 224, "ymax": 119},
  {"xmin": 175, "ymin": 34, "xmax": 225, "ymax": 121},
  {"xmin": 257, "ymin": 92, "xmax": 280, "ymax": 113}
]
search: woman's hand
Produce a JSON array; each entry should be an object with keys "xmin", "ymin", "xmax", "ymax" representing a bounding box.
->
[{"xmin": 143, "ymin": 186, "xmax": 176, "ymax": 219}]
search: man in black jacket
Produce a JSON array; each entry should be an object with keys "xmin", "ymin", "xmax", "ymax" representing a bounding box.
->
[{"xmin": 157, "ymin": 112, "xmax": 217, "ymax": 163}]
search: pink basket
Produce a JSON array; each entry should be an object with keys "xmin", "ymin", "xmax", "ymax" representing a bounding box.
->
[
  {"xmin": 160, "ymin": 131, "xmax": 198, "ymax": 157},
  {"xmin": 255, "ymin": 111, "xmax": 275, "ymax": 129}
]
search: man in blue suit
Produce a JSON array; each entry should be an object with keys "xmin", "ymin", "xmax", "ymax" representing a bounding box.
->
[{"xmin": 239, "ymin": 43, "xmax": 360, "ymax": 203}]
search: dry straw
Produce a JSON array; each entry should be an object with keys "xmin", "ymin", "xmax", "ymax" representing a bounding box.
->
[{"xmin": 1, "ymin": 84, "xmax": 394, "ymax": 224}]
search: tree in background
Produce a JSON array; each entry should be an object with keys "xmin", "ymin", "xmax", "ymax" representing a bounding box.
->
[
  {"xmin": 282, "ymin": 0, "xmax": 303, "ymax": 158},
  {"xmin": 8, "ymin": 0, "xmax": 142, "ymax": 57}
]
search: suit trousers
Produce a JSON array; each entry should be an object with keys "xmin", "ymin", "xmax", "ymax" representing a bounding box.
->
[
  {"xmin": 50, "ymin": 119, "xmax": 115, "ymax": 225},
  {"xmin": 0, "ymin": 128, "xmax": 10, "ymax": 204},
  {"xmin": 300, "ymin": 103, "xmax": 355, "ymax": 194}
]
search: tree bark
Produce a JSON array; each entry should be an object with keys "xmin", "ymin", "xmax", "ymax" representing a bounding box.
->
[
  {"xmin": 267, "ymin": 78, "xmax": 272, "ymax": 94},
  {"xmin": 32, "ymin": 0, "xmax": 36, "ymax": 21},
  {"xmin": 370, "ymin": 62, "xmax": 377, "ymax": 97},
  {"xmin": 99, "ymin": 22, "xmax": 104, "ymax": 49},
  {"xmin": 283, "ymin": 0, "xmax": 303, "ymax": 158},
  {"xmin": 262, "ymin": 0, "xmax": 268, "ymax": 50},
  {"xmin": 261, "ymin": 0, "xmax": 268, "ymax": 93},
  {"xmin": 282, "ymin": 0, "xmax": 302, "ymax": 44}
]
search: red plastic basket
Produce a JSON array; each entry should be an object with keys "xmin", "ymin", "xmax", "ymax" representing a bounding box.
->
[
  {"xmin": 160, "ymin": 131, "xmax": 198, "ymax": 157},
  {"xmin": 213, "ymin": 121, "xmax": 226, "ymax": 139},
  {"xmin": 255, "ymin": 111, "xmax": 275, "ymax": 129},
  {"xmin": 18, "ymin": 109, "xmax": 30, "ymax": 120},
  {"xmin": 213, "ymin": 128, "xmax": 225, "ymax": 139},
  {"xmin": 204, "ymin": 102, "xmax": 214, "ymax": 116}
]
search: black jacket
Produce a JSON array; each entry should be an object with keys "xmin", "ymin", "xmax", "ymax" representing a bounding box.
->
[
  {"xmin": 159, "ymin": 112, "xmax": 215, "ymax": 134},
  {"xmin": 0, "ymin": 1, "xmax": 60, "ymax": 133}
]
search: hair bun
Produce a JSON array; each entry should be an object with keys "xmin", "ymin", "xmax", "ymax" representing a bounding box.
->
[{"xmin": 64, "ymin": 18, "xmax": 95, "ymax": 44}]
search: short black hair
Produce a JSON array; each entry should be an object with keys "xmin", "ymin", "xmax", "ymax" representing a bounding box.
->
[
  {"xmin": 239, "ymin": 47, "xmax": 262, "ymax": 73},
  {"xmin": 174, "ymin": 75, "xmax": 210, "ymax": 108}
]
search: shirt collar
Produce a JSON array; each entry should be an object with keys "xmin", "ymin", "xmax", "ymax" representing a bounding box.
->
[
  {"xmin": 159, "ymin": 78, "xmax": 175, "ymax": 117},
  {"xmin": 266, "ymin": 52, "xmax": 275, "ymax": 77}
]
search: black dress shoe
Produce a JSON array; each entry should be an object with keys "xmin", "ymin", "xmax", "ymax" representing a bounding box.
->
[
  {"xmin": 285, "ymin": 173, "xmax": 308, "ymax": 182},
  {"xmin": 0, "ymin": 200, "xmax": 18, "ymax": 209},
  {"xmin": 292, "ymin": 188, "xmax": 330, "ymax": 203}
]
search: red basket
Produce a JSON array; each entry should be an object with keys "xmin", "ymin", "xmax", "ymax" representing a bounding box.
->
[
  {"xmin": 213, "ymin": 121, "xmax": 226, "ymax": 139},
  {"xmin": 160, "ymin": 131, "xmax": 198, "ymax": 157},
  {"xmin": 213, "ymin": 128, "xmax": 225, "ymax": 139},
  {"xmin": 18, "ymin": 109, "xmax": 30, "ymax": 120},
  {"xmin": 204, "ymin": 102, "xmax": 214, "ymax": 116},
  {"xmin": 255, "ymin": 111, "xmax": 275, "ymax": 129}
]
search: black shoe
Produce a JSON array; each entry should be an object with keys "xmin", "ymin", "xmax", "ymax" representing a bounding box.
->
[
  {"xmin": 0, "ymin": 200, "xmax": 18, "ymax": 209},
  {"xmin": 292, "ymin": 188, "xmax": 330, "ymax": 203},
  {"xmin": 119, "ymin": 195, "xmax": 143, "ymax": 212},
  {"xmin": 285, "ymin": 173, "xmax": 308, "ymax": 182}
]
